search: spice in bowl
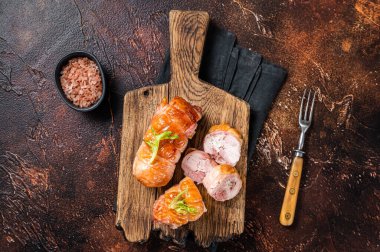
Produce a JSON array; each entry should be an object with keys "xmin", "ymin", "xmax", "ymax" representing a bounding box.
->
[{"xmin": 60, "ymin": 57, "xmax": 103, "ymax": 108}]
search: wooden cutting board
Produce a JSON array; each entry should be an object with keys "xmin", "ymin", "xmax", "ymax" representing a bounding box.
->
[{"xmin": 116, "ymin": 10, "xmax": 250, "ymax": 247}]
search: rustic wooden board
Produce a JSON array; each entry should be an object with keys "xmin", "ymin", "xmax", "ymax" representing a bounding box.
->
[
  {"xmin": 116, "ymin": 84, "xmax": 168, "ymax": 242},
  {"xmin": 116, "ymin": 10, "xmax": 250, "ymax": 247}
]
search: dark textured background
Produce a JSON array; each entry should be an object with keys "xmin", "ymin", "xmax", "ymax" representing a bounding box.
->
[{"xmin": 0, "ymin": 0, "xmax": 379, "ymax": 251}]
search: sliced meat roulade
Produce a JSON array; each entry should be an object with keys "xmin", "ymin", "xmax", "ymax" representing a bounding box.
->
[
  {"xmin": 202, "ymin": 164, "xmax": 242, "ymax": 202},
  {"xmin": 181, "ymin": 149, "xmax": 216, "ymax": 184},
  {"xmin": 133, "ymin": 97, "xmax": 202, "ymax": 187},
  {"xmin": 203, "ymin": 124, "xmax": 243, "ymax": 166},
  {"xmin": 153, "ymin": 177, "xmax": 207, "ymax": 229}
]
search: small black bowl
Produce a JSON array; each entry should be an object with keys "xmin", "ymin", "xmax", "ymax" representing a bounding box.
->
[{"xmin": 54, "ymin": 51, "xmax": 106, "ymax": 112}]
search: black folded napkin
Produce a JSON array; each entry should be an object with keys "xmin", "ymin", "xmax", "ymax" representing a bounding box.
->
[{"xmin": 157, "ymin": 23, "xmax": 287, "ymax": 162}]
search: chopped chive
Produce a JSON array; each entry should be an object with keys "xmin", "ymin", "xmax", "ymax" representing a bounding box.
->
[
  {"xmin": 169, "ymin": 188, "xmax": 198, "ymax": 215},
  {"xmin": 145, "ymin": 128, "xmax": 179, "ymax": 163}
]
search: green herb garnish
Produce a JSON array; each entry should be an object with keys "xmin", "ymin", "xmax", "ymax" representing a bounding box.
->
[
  {"xmin": 144, "ymin": 128, "xmax": 179, "ymax": 164},
  {"xmin": 169, "ymin": 188, "xmax": 198, "ymax": 215}
]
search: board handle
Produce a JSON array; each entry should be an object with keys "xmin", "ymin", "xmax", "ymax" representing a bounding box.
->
[{"xmin": 169, "ymin": 10, "xmax": 209, "ymax": 82}]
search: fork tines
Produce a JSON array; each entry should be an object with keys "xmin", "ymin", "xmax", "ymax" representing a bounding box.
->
[{"xmin": 299, "ymin": 89, "xmax": 316, "ymax": 124}]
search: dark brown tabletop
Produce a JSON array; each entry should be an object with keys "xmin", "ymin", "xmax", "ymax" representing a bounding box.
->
[{"xmin": 0, "ymin": 1, "xmax": 379, "ymax": 251}]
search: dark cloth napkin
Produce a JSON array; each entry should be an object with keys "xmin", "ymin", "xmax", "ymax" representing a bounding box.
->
[{"xmin": 157, "ymin": 23, "xmax": 287, "ymax": 162}]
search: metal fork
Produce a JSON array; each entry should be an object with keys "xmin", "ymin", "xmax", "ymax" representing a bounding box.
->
[{"xmin": 279, "ymin": 89, "xmax": 316, "ymax": 226}]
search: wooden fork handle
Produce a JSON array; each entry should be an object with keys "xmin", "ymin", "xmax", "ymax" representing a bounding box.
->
[{"xmin": 279, "ymin": 155, "xmax": 304, "ymax": 226}]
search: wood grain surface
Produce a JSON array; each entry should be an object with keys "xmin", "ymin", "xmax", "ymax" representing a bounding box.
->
[
  {"xmin": 116, "ymin": 84, "xmax": 168, "ymax": 242},
  {"xmin": 1, "ymin": 1, "xmax": 379, "ymax": 251},
  {"xmin": 116, "ymin": 10, "xmax": 250, "ymax": 247},
  {"xmin": 279, "ymin": 156, "xmax": 303, "ymax": 226}
]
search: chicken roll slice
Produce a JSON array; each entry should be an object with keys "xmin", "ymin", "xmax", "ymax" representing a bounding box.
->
[
  {"xmin": 153, "ymin": 177, "xmax": 207, "ymax": 229},
  {"xmin": 202, "ymin": 164, "xmax": 242, "ymax": 201},
  {"xmin": 133, "ymin": 97, "xmax": 202, "ymax": 187},
  {"xmin": 203, "ymin": 124, "xmax": 243, "ymax": 166},
  {"xmin": 181, "ymin": 149, "xmax": 217, "ymax": 184}
]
